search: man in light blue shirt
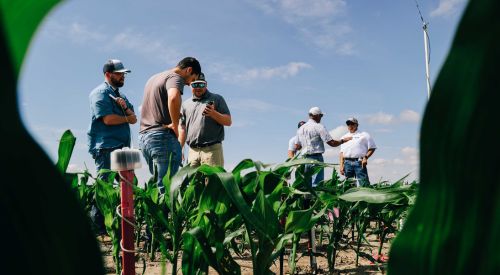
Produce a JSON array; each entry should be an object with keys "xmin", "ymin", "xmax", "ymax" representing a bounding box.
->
[
  {"xmin": 88, "ymin": 59, "xmax": 137, "ymax": 177},
  {"xmin": 296, "ymin": 107, "xmax": 350, "ymax": 187}
]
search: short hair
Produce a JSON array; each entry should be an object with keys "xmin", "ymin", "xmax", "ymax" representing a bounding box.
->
[
  {"xmin": 297, "ymin": 121, "xmax": 306, "ymax": 128},
  {"xmin": 177, "ymin": 57, "xmax": 201, "ymax": 75}
]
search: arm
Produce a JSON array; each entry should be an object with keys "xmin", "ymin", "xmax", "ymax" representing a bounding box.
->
[
  {"xmin": 108, "ymin": 96, "xmax": 137, "ymax": 124},
  {"xmin": 287, "ymin": 150, "xmax": 295, "ymax": 159},
  {"xmin": 102, "ymin": 113, "xmax": 137, "ymax": 125},
  {"xmin": 166, "ymin": 87, "xmax": 182, "ymax": 137},
  {"xmin": 204, "ymin": 104, "xmax": 232, "ymax": 126},
  {"xmin": 178, "ymin": 124, "xmax": 187, "ymax": 148},
  {"xmin": 339, "ymin": 152, "xmax": 345, "ymax": 175},
  {"xmin": 326, "ymin": 136, "xmax": 352, "ymax": 147},
  {"xmin": 361, "ymin": 148, "xmax": 376, "ymax": 168}
]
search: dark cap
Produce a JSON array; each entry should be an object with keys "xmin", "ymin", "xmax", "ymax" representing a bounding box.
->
[
  {"xmin": 103, "ymin": 59, "xmax": 131, "ymax": 74},
  {"xmin": 297, "ymin": 121, "xmax": 306, "ymax": 128},
  {"xmin": 346, "ymin": 117, "xmax": 359, "ymax": 124},
  {"xmin": 191, "ymin": 72, "xmax": 207, "ymax": 84}
]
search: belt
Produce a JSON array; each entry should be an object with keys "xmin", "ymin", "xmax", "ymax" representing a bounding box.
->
[
  {"xmin": 305, "ymin": 153, "xmax": 323, "ymax": 157},
  {"xmin": 344, "ymin": 157, "xmax": 361, "ymax": 161},
  {"xmin": 190, "ymin": 141, "xmax": 220, "ymax": 149}
]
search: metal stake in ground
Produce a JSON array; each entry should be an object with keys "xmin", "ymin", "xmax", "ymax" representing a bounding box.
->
[{"xmin": 111, "ymin": 148, "xmax": 142, "ymax": 275}]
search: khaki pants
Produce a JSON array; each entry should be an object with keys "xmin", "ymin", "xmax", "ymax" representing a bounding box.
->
[{"xmin": 188, "ymin": 143, "xmax": 224, "ymax": 167}]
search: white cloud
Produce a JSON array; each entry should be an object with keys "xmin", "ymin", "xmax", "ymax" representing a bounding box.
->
[
  {"xmin": 43, "ymin": 21, "xmax": 180, "ymax": 64},
  {"xmin": 366, "ymin": 112, "xmax": 396, "ymax": 125},
  {"xmin": 430, "ymin": 0, "xmax": 466, "ymax": 18},
  {"xmin": 329, "ymin": 125, "xmax": 347, "ymax": 139},
  {"xmin": 246, "ymin": 0, "xmax": 354, "ymax": 54},
  {"xmin": 399, "ymin": 109, "xmax": 420, "ymax": 123},
  {"xmin": 232, "ymin": 62, "xmax": 312, "ymax": 82},
  {"xmin": 363, "ymin": 110, "xmax": 420, "ymax": 125}
]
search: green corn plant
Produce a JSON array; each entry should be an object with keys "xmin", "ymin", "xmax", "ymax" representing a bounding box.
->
[
  {"xmin": 389, "ymin": 1, "xmax": 500, "ymax": 274},
  {"xmin": 94, "ymin": 170, "xmax": 122, "ymax": 274},
  {"xmin": 314, "ymin": 170, "xmax": 356, "ymax": 272}
]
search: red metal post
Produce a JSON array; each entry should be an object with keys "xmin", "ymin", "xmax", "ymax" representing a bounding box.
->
[{"xmin": 120, "ymin": 170, "xmax": 135, "ymax": 275}]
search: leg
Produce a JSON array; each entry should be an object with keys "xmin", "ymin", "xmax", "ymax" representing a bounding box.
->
[
  {"xmin": 355, "ymin": 164, "xmax": 370, "ymax": 187},
  {"xmin": 140, "ymin": 131, "xmax": 182, "ymax": 193},
  {"xmin": 200, "ymin": 143, "xmax": 224, "ymax": 167},
  {"xmin": 188, "ymin": 147, "xmax": 202, "ymax": 168}
]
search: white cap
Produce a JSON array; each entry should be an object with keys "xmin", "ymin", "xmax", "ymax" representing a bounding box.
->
[{"xmin": 309, "ymin": 107, "xmax": 324, "ymax": 116}]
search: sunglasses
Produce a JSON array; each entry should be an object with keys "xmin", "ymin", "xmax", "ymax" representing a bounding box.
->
[{"xmin": 191, "ymin": 82, "xmax": 206, "ymax": 88}]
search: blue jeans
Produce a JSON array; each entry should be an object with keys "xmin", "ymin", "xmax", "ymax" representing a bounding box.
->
[
  {"xmin": 91, "ymin": 147, "xmax": 122, "ymax": 181},
  {"xmin": 343, "ymin": 159, "xmax": 370, "ymax": 187},
  {"xmin": 304, "ymin": 154, "xmax": 324, "ymax": 187},
  {"xmin": 138, "ymin": 130, "xmax": 182, "ymax": 193}
]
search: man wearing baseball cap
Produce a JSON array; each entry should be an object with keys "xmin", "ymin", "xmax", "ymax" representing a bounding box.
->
[
  {"xmin": 179, "ymin": 72, "xmax": 232, "ymax": 168},
  {"xmin": 139, "ymin": 57, "xmax": 201, "ymax": 193},
  {"xmin": 339, "ymin": 117, "xmax": 376, "ymax": 186},
  {"xmin": 296, "ymin": 107, "xmax": 351, "ymax": 187},
  {"xmin": 87, "ymin": 59, "xmax": 137, "ymax": 234}
]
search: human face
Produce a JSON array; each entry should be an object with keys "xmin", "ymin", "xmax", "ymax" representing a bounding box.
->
[
  {"xmin": 183, "ymin": 67, "xmax": 199, "ymax": 85},
  {"xmin": 347, "ymin": 122, "xmax": 358, "ymax": 133},
  {"xmin": 191, "ymin": 82, "xmax": 207, "ymax": 98},
  {"xmin": 108, "ymin": 72, "xmax": 126, "ymax": 87}
]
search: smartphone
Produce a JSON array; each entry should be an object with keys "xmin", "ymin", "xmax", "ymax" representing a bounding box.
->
[{"xmin": 207, "ymin": 101, "xmax": 214, "ymax": 106}]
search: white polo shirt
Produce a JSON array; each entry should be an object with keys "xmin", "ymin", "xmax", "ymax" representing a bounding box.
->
[
  {"xmin": 296, "ymin": 119, "xmax": 333, "ymax": 154},
  {"xmin": 288, "ymin": 136, "xmax": 298, "ymax": 151},
  {"xmin": 340, "ymin": 131, "xmax": 376, "ymax": 158}
]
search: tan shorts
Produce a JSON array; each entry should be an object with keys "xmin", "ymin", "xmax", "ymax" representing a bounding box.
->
[{"xmin": 188, "ymin": 143, "xmax": 224, "ymax": 167}]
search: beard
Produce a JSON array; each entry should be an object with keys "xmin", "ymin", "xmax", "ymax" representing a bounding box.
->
[{"xmin": 110, "ymin": 77, "xmax": 124, "ymax": 88}]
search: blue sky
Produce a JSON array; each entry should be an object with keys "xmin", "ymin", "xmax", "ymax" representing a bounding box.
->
[{"xmin": 19, "ymin": 0, "xmax": 467, "ymax": 184}]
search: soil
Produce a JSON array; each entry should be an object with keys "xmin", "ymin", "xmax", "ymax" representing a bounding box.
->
[{"xmin": 100, "ymin": 226, "xmax": 391, "ymax": 275}]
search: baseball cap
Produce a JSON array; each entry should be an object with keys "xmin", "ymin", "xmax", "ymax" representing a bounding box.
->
[
  {"xmin": 309, "ymin": 107, "xmax": 324, "ymax": 116},
  {"xmin": 346, "ymin": 117, "xmax": 359, "ymax": 124},
  {"xmin": 103, "ymin": 59, "xmax": 131, "ymax": 74},
  {"xmin": 191, "ymin": 72, "xmax": 207, "ymax": 84}
]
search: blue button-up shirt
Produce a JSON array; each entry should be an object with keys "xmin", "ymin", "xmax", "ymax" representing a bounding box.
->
[{"xmin": 87, "ymin": 82, "xmax": 134, "ymax": 154}]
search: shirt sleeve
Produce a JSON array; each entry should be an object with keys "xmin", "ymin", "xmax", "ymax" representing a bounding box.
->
[
  {"xmin": 320, "ymin": 125, "xmax": 333, "ymax": 142},
  {"xmin": 366, "ymin": 133, "xmax": 377, "ymax": 149},
  {"xmin": 215, "ymin": 95, "xmax": 230, "ymax": 115},
  {"xmin": 165, "ymin": 74, "xmax": 185, "ymax": 95},
  {"xmin": 288, "ymin": 137, "xmax": 296, "ymax": 151},
  {"xmin": 90, "ymin": 90, "xmax": 114, "ymax": 119}
]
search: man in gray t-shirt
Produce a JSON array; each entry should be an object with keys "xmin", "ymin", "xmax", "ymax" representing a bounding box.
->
[
  {"xmin": 138, "ymin": 57, "xmax": 201, "ymax": 192},
  {"xmin": 180, "ymin": 73, "xmax": 231, "ymax": 167}
]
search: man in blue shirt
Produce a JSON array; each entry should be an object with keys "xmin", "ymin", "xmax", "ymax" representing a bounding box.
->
[
  {"xmin": 87, "ymin": 59, "xmax": 136, "ymax": 235},
  {"xmin": 87, "ymin": 59, "xmax": 137, "ymax": 177}
]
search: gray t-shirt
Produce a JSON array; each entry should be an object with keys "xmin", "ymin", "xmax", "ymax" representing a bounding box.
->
[
  {"xmin": 140, "ymin": 70, "xmax": 185, "ymax": 133},
  {"xmin": 181, "ymin": 90, "xmax": 230, "ymax": 147}
]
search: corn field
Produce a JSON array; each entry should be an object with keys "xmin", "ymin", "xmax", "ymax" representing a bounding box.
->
[{"xmin": 58, "ymin": 130, "xmax": 417, "ymax": 274}]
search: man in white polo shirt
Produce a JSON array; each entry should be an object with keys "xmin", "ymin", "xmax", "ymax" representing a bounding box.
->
[
  {"xmin": 339, "ymin": 117, "xmax": 376, "ymax": 186},
  {"xmin": 296, "ymin": 107, "xmax": 351, "ymax": 187}
]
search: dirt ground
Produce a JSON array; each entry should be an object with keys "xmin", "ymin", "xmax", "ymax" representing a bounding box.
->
[{"xmin": 100, "ymin": 227, "xmax": 391, "ymax": 275}]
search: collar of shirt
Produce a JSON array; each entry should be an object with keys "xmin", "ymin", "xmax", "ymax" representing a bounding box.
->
[
  {"xmin": 105, "ymin": 81, "xmax": 120, "ymax": 97},
  {"xmin": 192, "ymin": 90, "xmax": 211, "ymax": 102}
]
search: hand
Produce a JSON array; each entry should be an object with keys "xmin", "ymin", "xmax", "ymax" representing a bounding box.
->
[
  {"xmin": 164, "ymin": 123, "xmax": 179, "ymax": 138},
  {"xmin": 127, "ymin": 114, "xmax": 137, "ymax": 124},
  {"xmin": 362, "ymin": 157, "xmax": 368, "ymax": 168},
  {"xmin": 340, "ymin": 165, "xmax": 345, "ymax": 175},
  {"xmin": 114, "ymin": 97, "xmax": 128, "ymax": 110},
  {"xmin": 203, "ymin": 103, "xmax": 216, "ymax": 117}
]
